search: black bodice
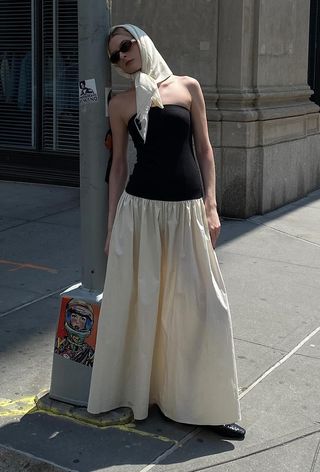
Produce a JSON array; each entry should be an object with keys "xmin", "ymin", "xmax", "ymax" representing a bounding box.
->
[{"xmin": 125, "ymin": 104, "xmax": 203, "ymax": 201}]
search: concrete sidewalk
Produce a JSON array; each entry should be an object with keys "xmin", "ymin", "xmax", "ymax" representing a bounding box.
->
[{"xmin": 0, "ymin": 180, "xmax": 319, "ymax": 472}]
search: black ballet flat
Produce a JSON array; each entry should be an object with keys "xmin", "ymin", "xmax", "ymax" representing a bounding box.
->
[{"xmin": 211, "ymin": 423, "xmax": 246, "ymax": 440}]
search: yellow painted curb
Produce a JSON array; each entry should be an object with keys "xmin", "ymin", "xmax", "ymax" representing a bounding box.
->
[
  {"xmin": 0, "ymin": 391, "xmax": 177, "ymax": 444},
  {"xmin": 0, "ymin": 395, "xmax": 37, "ymax": 417}
]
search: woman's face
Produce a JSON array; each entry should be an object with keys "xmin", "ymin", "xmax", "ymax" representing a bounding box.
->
[
  {"xmin": 71, "ymin": 312, "xmax": 87, "ymax": 330},
  {"xmin": 108, "ymin": 33, "xmax": 142, "ymax": 74}
]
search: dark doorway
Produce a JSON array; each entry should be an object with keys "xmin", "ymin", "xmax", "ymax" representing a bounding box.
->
[{"xmin": 309, "ymin": 0, "xmax": 320, "ymax": 105}]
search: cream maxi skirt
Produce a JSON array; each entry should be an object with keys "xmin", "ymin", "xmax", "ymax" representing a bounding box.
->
[{"xmin": 87, "ymin": 191, "xmax": 241, "ymax": 425}]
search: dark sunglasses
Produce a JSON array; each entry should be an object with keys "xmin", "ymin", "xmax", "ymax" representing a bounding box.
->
[{"xmin": 109, "ymin": 39, "xmax": 136, "ymax": 64}]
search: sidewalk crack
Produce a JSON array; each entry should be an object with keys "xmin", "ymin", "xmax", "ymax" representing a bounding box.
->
[
  {"xmin": 0, "ymin": 204, "xmax": 79, "ymax": 233},
  {"xmin": 190, "ymin": 429, "xmax": 320, "ymax": 471},
  {"xmin": 0, "ymin": 283, "xmax": 78, "ymax": 319},
  {"xmin": 310, "ymin": 437, "xmax": 320, "ymax": 472},
  {"xmin": 247, "ymin": 219, "xmax": 320, "ymax": 249},
  {"xmin": 234, "ymin": 337, "xmax": 287, "ymax": 354},
  {"xmin": 294, "ymin": 352, "xmax": 320, "ymax": 361}
]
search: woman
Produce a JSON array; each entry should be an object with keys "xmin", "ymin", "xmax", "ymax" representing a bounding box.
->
[{"xmin": 87, "ymin": 24, "xmax": 245, "ymax": 440}]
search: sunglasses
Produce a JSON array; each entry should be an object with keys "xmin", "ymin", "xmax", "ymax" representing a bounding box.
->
[{"xmin": 109, "ymin": 39, "xmax": 136, "ymax": 64}]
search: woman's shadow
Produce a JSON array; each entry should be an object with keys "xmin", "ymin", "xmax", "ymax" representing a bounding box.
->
[{"xmin": 0, "ymin": 404, "xmax": 236, "ymax": 471}]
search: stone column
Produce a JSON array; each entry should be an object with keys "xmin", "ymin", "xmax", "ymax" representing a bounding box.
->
[{"xmin": 217, "ymin": 0, "xmax": 320, "ymax": 217}]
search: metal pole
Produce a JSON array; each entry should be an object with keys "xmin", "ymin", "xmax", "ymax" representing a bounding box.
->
[
  {"xmin": 79, "ymin": 0, "xmax": 112, "ymax": 292},
  {"xmin": 49, "ymin": 0, "xmax": 112, "ymax": 406}
]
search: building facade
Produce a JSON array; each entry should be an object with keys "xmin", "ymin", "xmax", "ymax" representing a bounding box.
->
[{"xmin": 0, "ymin": 0, "xmax": 319, "ymax": 216}]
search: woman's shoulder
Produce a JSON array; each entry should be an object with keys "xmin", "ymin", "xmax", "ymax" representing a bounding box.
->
[
  {"xmin": 172, "ymin": 75, "xmax": 202, "ymax": 99},
  {"xmin": 109, "ymin": 88, "xmax": 135, "ymax": 108},
  {"xmin": 174, "ymin": 75, "xmax": 201, "ymax": 88},
  {"xmin": 108, "ymin": 88, "xmax": 136, "ymax": 123}
]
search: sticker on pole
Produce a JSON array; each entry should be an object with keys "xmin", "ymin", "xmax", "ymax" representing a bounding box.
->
[
  {"xmin": 79, "ymin": 79, "xmax": 98, "ymax": 104},
  {"xmin": 54, "ymin": 297, "xmax": 101, "ymax": 367}
]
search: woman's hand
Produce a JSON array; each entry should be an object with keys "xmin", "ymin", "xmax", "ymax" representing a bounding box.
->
[
  {"xmin": 104, "ymin": 229, "xmax": 112, "ymax": 256},
  {"xmin": 205, "ymin": 205, "xmax": 221, "ymax": 249}
]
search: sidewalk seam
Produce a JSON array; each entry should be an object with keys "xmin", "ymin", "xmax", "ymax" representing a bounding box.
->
[
  {"xmin": 294, "ymin": 352, "xmax": 320, "ymax": 361},
  {"xmin": 29, "ymin": 204, "xmax": 80, "ymax": 225},
  {"xmin": 0, "ymin": 220, "xmax": 28, "ymax": 233},
  {"xmin": 0, "ymin": 443, "xmax": 78, "ymax": 472},
  {"xmin": 0, "ymin": 204, "xmax": 79, "ymax": 234},
  {"xmin": 239, "ymin": 326, "xmax": 320, "ymax": 399},
  {"xmin": 310, "ymin": 437, "xmax": 320, "ymax": 472},
  {"xmin": 189, "ymin": 428, "xmax": 320, "ymax": 471},
  {"xmin": 221, "ymin": 249, "xmax": 320, "ymax": 271},
  {"xmin": 0, "ymin": 283, "xmax": 79, "ymax": 319},
  {"xmin": 234, "ymin": 336, "xmax": 287, "ymax": 353},
  {"xmin": 137, "ymin": 428, "xmax": 201, "ymax": 472},
  {"xmin": 248, "ymin": 219, "xmax": 320, "ymax": 248},
  {"xmin": 137, "ymin": 426, "xmax": 320, "ymax": 472}
]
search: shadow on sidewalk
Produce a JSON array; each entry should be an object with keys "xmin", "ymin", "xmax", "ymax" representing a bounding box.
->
[
  {"xmin": 0, "ymin": 405, "xmax": 236, "ymax": 471},
  {"xmin": 219, "ymin": 189, "xmax": 320, "ymax": 247}
]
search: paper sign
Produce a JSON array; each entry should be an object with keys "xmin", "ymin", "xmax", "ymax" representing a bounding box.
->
[{"xmin": 79, "ymin": 79, "xmax": 98, "ymax": 104}]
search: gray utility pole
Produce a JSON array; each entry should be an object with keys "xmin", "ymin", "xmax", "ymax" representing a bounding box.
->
[
  {"xmin": 49, "ymin": 0, "xmax": 112, "ymax": 406},
  {"xmin": 79, "ymin": 0, "xmax": 112, "ymax": 292}
]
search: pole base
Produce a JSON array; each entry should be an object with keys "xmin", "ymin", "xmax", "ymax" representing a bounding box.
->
[
  {"xmin": 35, "ymin": 392, "xmax": 134, "ymax": 427},
  {"xmin": 50, "ymin": 284, "xmax": 103, "ymax": 406}
]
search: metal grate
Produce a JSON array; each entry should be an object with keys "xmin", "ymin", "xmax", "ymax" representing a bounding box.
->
[
  {"xmin": 0, "ymin": 0, "xmax": 34, "ymax": 149},
  {"xmin": 42, "ymin": 0, "xmax": 79, "ymax": 153}
]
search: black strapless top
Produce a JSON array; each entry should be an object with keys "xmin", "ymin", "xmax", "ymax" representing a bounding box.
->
[{"xmin": 125, "ymin": 104, "xmax": 203, "ymax": 201}]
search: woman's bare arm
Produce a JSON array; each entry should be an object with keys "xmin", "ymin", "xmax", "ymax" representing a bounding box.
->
[
  {"xmin": 105, "ymin": 96, "xmax": 129, "ymax": 254},
  {"xmin": 187, "ymin": 77, "xmax": 221, "ymax": 248}
]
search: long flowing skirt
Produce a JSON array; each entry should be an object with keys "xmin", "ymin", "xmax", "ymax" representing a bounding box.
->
[{"xmin": 87, "ymin": 192, "xmax": 241, "ymax": 424}]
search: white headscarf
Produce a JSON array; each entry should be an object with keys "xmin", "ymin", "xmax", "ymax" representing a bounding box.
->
[{"xmin": 109, "ymin": 24, "xmax": 173, "ymax": 142}]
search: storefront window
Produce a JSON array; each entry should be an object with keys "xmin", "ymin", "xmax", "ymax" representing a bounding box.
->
[
  {"xmin": 42, "ymin": 0, "xmax": 79, "ymax": 153},
  {"xmin": 0, "ymin": 0, "xmax": 34, "ymax": 148},
  {"xmin": 0, "ymin": 0, "xmax": 79, "ymax": 153}
]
